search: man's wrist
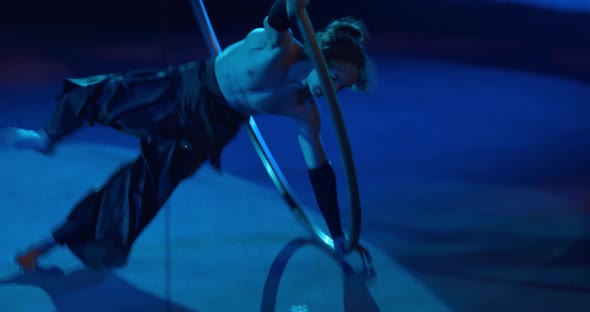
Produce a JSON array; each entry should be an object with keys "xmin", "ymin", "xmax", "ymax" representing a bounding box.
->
[{"xmin": 268, "ymin": 0, "xmax": 291, "ymax": 31}]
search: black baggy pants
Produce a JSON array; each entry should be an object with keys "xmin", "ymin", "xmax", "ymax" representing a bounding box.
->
[{"xmin": 47, "ymin": 58, "xmax": 246, "ymax": 269}]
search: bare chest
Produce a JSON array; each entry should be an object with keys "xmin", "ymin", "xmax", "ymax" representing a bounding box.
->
[{"xmin": 214, "ymin": 41, "xmax": 310, "ymax": 116}]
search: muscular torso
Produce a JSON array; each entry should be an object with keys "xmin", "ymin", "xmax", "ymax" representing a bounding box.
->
[
  {"xmin": 213, "ymin": 22, "xmax": 330, "ymax": 169},
  {"xmin": 214, "ymin": 28, "xmax": 314, "ymax": 118}
]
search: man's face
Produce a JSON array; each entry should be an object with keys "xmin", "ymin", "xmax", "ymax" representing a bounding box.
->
[{"xmin": 306, "ymin": 61, "xmax": 358, "ymax": 97}]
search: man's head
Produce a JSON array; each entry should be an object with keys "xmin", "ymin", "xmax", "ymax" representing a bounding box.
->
[{"xmin": 304, "ymin": 16, "xmax": 372, "ymax": 97}]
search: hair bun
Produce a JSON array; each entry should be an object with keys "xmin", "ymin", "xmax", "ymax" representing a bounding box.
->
[{"xmin": 326, "ymin": 17, "xmax": 368, "ymax": 43}]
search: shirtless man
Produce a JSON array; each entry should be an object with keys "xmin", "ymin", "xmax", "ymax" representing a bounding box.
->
[{"xmin": 3, "ymin": 0, "xmax": 371, "ymax": 271}]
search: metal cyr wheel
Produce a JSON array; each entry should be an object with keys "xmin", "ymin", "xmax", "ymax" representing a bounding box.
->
[{"xmin": 189, "ymin": 0, "xmax": 373, "ymax": 270}]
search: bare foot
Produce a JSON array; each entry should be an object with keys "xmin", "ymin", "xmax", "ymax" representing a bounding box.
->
[
  {"xmin": 0, "ymin": 127, "xmax": 54, "ymax": 154},
  {"xmin": 14, "ymin": 248, "xmax": 44, "ymax": 272}
]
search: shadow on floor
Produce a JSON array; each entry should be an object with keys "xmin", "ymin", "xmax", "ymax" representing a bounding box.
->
[
  {"xmin": 0, "ymin": 266, "xmax": 196, "ymax": 312},
  {"xmin": 261, "ymin": 237, "xmax": 380, "ymax": 312}
]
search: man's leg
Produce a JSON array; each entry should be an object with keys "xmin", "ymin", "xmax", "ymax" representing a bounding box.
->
[
  {"xmin": 0, "ymin": 78, "xmax": 108, "ymax": 154},
  {"xmin": 14, "ymin": 189, "xmax": 103, "ymax": 271},
  {"xmin": 15, "ymin": 136, "xmax": 207, "ymax": 271},
  {"xmin": 1, "ymin": 68, "xmax": 179, "ymax": 154}
]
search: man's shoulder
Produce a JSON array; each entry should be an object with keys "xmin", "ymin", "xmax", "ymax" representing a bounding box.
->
[{"xmin": 261, "ymin": 17, "xmax": 295, "ymax": 50}]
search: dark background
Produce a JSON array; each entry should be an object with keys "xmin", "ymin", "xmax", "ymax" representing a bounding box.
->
[
  {"xmin": 2, "ymin": 1, "xmax": 590, "ymax": 311},
  {"xmin": 1, "ymin": 0, "xmax": 590, "ymax": 82}
]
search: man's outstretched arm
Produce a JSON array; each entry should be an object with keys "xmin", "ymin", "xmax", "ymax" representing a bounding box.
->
[{"xmin": 297, "ymin": 103, "xmax": 345, "ymax": 243}]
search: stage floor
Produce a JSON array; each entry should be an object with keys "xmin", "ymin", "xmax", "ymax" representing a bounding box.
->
[{"xmin": 1, "ymin": 55, "xmax": 589, "ymax": 311}]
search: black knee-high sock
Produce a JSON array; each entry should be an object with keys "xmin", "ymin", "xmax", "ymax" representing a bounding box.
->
[{"xmin": 308, "ymin": 162, "xmax": 345, "ymax": 239}]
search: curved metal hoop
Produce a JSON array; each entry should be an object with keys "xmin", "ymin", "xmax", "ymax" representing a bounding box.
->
[{"xmin": 189, "ymin": 0, "xmax": 362, "ymax": 253}]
